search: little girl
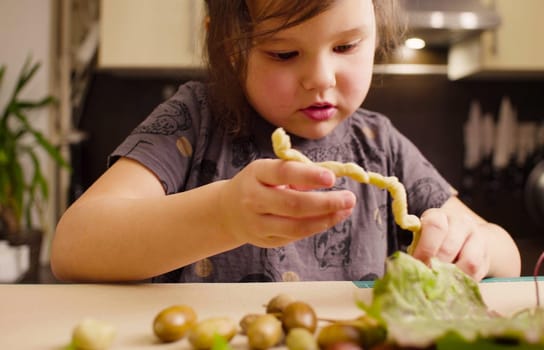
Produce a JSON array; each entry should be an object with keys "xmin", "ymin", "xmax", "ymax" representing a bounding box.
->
[{"xmin": 51, "ymin": 0, "xmax": 520, "ymax": 282}]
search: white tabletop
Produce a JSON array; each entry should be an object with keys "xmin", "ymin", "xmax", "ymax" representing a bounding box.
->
[{"xmin": 0, "ymin": 280, "xmax": 541, "ymax": 349}]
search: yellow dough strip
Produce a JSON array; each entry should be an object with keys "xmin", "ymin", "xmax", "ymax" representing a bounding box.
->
[{"xmin": 271, "ymin": 128, "xmax": 421, "ymax": 254}]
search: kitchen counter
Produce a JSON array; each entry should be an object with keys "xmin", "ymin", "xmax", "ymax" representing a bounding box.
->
[{"xmin": 0, "ymin": 280, "xmax": 542, "ymax": 349}]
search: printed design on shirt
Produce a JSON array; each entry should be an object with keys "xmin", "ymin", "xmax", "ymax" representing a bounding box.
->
[
  {"xmin": 406, "ymin": 177, "xmax": 450, "ymax": 216},
  {"xmin": 362, "ymin": 126, "xmax": 377, "ymax": 141},
  {"xmin": 302, "ymin": 134, "xmax": 385, "ymax": 179},
  {"xmin": 362, "ymin": 146, "xmax": 384, "ymax": 173},
  {"xmin": 197, "ymin": 159, "xmax": 218, "ymax": 185},
  {"xmin": 305, "ymin": 143, "xmax": 351, "ymax": 163},
  {"xmin": 282, "ymin": 271, "xmax": 300, "ymax": 282},
  {"xmin": 314, "ymin": 219, "xmax": 352, "ymax": 269},
  {"xmin": 176, "ymin": 136, "xmax": 193, "ymax": 157},
  {"xmin": 374, "ymin": 204, "xmax": 388, "ymax": 237},
  {"xmin": 194, "ymin": 258, "xmax": 214, "ymax": 278},
  {"xmin": 350, "ymin": 125, "xmax": 385, "ymax": 173},
  {"xmin": 239, "ymin": 273, "xmax": 273, "ymax": 282},
  {"xmin": 132, "ymin": 99, "xmax": 192, "ymax": 135},
  {"xmin": 193, "ymin": 84, "xmax": 209, "ymax": 111},
  {"xmin": 359, "ymin": 272, "xmax": 379, "ymax": 281},
  {"xmin": 123, "ymin": 139, "xmax": 152, "ymax": 156},
  {"xmin": 331, "ymin": 176, "xmax": 349, "ymax": 191},
  {"xmin": 231, "ymin": 136, "xmax": 260, "ymax": 168},
  {"xmin": 262, "ymin": 247, "xmax": 287, "ymax": 282},
  {"xmin": 303, "ymin": 143, "xmax": 354, "ymax": 193}
]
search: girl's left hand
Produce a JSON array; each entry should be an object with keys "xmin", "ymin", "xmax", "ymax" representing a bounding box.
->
[{"xmin": 411, "ymin": 207, "xmax": 491, "ymax": 281}]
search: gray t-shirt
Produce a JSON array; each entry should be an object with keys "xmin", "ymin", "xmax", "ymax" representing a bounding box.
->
[{"xmin": 109, "ymin": 81, "xmax": 453, "ymax": 282}]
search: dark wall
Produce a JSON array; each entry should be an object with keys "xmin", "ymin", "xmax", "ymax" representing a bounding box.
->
[
  {"xmin": 71, "ymin": 73, "xmax": 183, "ymax": 199},
  {"xmin": 363, "ymin": 74, "xmax": 544, "ymax": 274},
  {"xmin": 75, "ymin": 71, "xmax": 544, "ymax": 274},
  {"xmin": 365, "ymin": 74, "xmax": 544, "ymax": 188}
]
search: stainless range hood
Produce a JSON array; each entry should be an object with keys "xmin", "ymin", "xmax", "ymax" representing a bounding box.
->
[{"xmin": 399, "ymin": 0, "xmax": 501, "ymax": 47}]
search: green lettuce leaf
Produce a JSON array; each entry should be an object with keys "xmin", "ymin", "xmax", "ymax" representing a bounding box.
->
[{"xmin": 358, "ymin": 252, "xmax": 544, "ymax": 348}]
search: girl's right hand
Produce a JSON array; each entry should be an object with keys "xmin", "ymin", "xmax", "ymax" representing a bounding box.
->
[{"xmin": 217, "ymin": 159, "xmax": 356, "ymax": 248}]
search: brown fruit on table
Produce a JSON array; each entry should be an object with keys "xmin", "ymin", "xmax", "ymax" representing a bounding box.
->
[
  {"xmin": 281, "ymin": 301, "xmax": 318, "ymax": 333},
  {"xmin": 317, "ymin": 322, "xmax": 362, "ymax": 348},
  {"xmin": 318, "ymin": 316, "xmax": 386, "ymax": 350},
  {"xmin": 188, "ymin": 317, "xmax": 237, "ymax": 349},
  {"xmin": 324, "ymin": 341, "xmax": 364, "ymax": 350},
  {"xmin": 239, "ymin": 313, "xmax": 262, "ymax": 334},
  {"xmin": 285, "ymin": 327, "xmax": 319, "ymax": 350},
  {"xmin": 152, "ymin": 305, "xmax": 197, "ymax": 342},
  {"xmin": 72, "ymin": 318, "xmax": 116, "ymax": 350},
  {"xmin": 266, "ymin": 293, "xmax": 296, "ymax": 314},
  {"xmin": 353, "ymin": 315, "xmax": 386, "ymax": 348},
  {"xmin": 247, "ymin": 314, "xmax": 284, "ymax": 350}
]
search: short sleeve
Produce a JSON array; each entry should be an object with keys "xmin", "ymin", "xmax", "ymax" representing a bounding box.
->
[{"xmin": 108, "ymin": 81, "xmax": 210, "ymax": 194}]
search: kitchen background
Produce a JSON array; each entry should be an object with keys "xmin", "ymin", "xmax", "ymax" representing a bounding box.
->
[{"xmin": 1, "ymin": 0, "xmax": 544, "ymax": 282}]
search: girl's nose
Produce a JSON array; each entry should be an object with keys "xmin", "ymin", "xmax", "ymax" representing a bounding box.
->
[{"xmin": 300, "ymin": 55, "xmax": 336, "ymax": 91}]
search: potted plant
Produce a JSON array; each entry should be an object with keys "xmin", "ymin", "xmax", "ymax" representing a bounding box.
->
[{"xmin": 0, "ymin": 57, "xmax": 70, "ymax": 282}]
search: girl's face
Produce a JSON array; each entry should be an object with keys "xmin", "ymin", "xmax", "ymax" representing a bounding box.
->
[{"xmin": 245, "ymin": 0, "xmax": 376, "ymax": 140}]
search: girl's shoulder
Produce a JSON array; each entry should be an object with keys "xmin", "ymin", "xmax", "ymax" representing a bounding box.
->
[
  {"xmin": 174, "ymin": 80, "xmax": 208, "ymax": 96},
  {"xmin": 140, "ymin": 80, "xmax": 213, "ymax": 133},
  {"xmin": 169, "ymin": 80, "xmax": 210, "ymax": 110}
]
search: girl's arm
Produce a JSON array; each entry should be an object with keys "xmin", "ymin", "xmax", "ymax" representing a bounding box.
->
[
  {"xmin": 51, "ymin": 157, "xmax": 238, "ymax": 281},
  {"xmin": 51, "ymin": 157, "xmax": 355, "ymax": 282}
]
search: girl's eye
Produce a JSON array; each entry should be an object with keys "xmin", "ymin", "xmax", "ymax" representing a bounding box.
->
[
  {"xmin": 334, "ymin": 42, "xmax": 359, "ymax": 53},
  {"xmin": 267, "ymin": 51, "xmax": 298, "ymax": 61}
]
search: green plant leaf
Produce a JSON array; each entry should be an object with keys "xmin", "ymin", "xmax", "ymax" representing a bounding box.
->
[
  {"xmin": 23, "ymin": 145, "xmax": 49, "ymax": 198},
  {"xmin": 16, "ymin": 96, "xmax": 57, "ymax": 110},
  {"xmin": 6, "ymin": 159, "xmax": 25, "ymax": 222},
  {"xmin": 13, "ymin": 109, "xmax": 70, "ymax": 169},
  {"xmin": 0, "ymin": 57, "xmax": 70, "ymax": 231},
  {"xmin": 13, "ymin": 58, "xmax": 40, "ymax": 99},
  {"xmin": 13, "ymin": 128, "xmax": 26, "ymax": 140},
  {"xmin": 17, "ymin": 145, "xmax": 50, "ymax": 230},
  {"xmin": 0, "ymin": 169, "xmax": 8, "ymax": 204},
  {"xmin": 0, "ymin": 148, "xmax": 7, "ymax": 165},
  {"xmin": 31, "ymin": 129, "xmax": 70, "ymax": 169}
]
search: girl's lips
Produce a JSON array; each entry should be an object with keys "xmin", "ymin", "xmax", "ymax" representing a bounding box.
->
[{"xmin": 300, "ymin": 104, "xmax": 336, "ymax": 121}]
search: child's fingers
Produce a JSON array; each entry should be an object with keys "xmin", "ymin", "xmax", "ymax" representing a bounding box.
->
[
  {"xmin": 257, "ymin": 159, "xmax": 336, "ymax": 189},
  {"xmin": 434, "ymin": 216, "xmax": 471, "ymax": 263},
  {"xmin": 412, "ymin": 208, "xmax": 449, "ymax": 263},
  {"xmin": 249, "ymin": 208, "xmax": 354, "ymax": 248},
  {"xmin": 455, "ymin": 233, "xmax": 489, "ymax": 281},
  {"xmin": 241, "ymin": 159, "xmax": 355, "ymax": 219},
  {"xmin": 258, "ymin": 186, "xmax": 356, "ymax": 219}
]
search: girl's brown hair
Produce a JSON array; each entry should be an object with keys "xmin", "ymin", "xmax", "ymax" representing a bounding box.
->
[{"xmin": 203, "ymin": 0, "xmax": 405, "ymax": 136}]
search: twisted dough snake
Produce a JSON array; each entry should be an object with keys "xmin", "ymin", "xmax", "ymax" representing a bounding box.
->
[{"xmin": 271, "ymin": 127, "xmax": 421, "ymax": 254}]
